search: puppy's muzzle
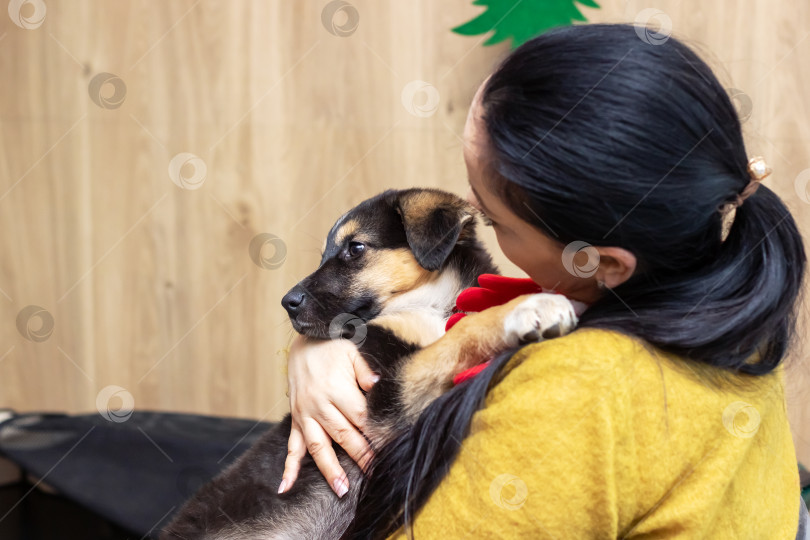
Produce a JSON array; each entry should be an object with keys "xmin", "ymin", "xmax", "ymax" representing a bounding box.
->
[{"xmin": 281, "ymin": 286, "xmax": 307, "ymax": 318}]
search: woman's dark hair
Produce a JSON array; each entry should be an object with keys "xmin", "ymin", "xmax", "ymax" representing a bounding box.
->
[{"xmin": 347, "ymin": 22, "xmax": 806, "ymax": 538}]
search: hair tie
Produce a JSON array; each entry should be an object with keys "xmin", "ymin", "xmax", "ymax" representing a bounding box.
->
[
  {"xmin": 733, "ymin": 156, "xmax": 772, "ymax": 208},
  {"xmin": 720, "ymin": 156, "xmax": 772, "ymax": 242}
]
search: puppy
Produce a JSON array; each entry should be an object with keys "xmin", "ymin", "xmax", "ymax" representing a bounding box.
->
[{"xmin": 160, "ymin": 188, "xmax": 578, "ymax": 540}]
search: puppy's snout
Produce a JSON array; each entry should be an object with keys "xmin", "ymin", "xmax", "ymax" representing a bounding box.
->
[{"xmin": 281, "ymin": 287, "xmax": 307, "ymax": 316}]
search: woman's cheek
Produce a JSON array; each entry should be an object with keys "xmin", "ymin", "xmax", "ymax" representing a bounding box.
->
[
  {"xmin": 494, "ymin": 230, "xmax": 528, "ymax": 271},
  {"xmin": 495, "ymin": 231, "xmax": 562, "ymax": 287}
]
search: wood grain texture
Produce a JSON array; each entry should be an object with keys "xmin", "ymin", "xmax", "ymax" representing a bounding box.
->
[{"xmin": 0, "ymin": 0, "xmax": 808, "ymax": 465}]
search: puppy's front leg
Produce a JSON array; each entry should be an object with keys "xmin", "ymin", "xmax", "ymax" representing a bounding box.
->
[{"xmin": 399, "ymin": 293, "xmax": 578, "ymax": 420}]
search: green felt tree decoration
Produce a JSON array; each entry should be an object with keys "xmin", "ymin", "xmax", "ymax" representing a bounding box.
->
[{"xmin": 452, "ymin": 0, "xmax": 601, "ymax": 48}]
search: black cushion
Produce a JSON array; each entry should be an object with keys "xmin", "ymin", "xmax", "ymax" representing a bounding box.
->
[{"xmin": 0, "ymin": 411, "xmax": 274, "ymax": 538}]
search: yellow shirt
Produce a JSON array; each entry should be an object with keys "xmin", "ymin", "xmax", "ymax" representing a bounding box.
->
[{"xmin": 388, "ymin": 328, "xmax": 800, "ymax": 539}]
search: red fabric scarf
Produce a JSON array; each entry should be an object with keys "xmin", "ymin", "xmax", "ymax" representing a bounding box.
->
[{"xmin": 446, "ymin": 274, "xmax": 582, "ymax": 385}]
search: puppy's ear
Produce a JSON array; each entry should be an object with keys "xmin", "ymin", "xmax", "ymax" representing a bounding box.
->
[{"xmin": 395, "ymin": 190, "xmax": 473, "ymax": 271}]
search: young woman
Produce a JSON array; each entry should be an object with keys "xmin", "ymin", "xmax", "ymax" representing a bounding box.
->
[{"xmin": 279, "ymin": 23, "xmax": 807, "ymax": 538}]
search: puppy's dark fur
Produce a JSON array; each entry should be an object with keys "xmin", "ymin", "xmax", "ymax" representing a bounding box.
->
[
  {"xmin": 160, "ymin": 188, "xmax": 577, "ymax": 539},
  {"xmin": 160, "ymin": 188, "xmax": 497, "ymax": 539}
]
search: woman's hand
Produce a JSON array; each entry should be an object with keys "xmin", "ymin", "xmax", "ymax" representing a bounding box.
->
[{"xmin": 279, "ymin": 334, "xmax": 379, "ymax": 497}]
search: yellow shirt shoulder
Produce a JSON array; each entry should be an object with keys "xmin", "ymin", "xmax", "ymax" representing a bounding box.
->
[{"xmin": 387, "ymin": 328, "xmax": 800, "ymax": 539}]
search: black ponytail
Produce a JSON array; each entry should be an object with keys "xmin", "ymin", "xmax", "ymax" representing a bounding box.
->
[
  {"xmin": 577, "ymin": 184, "xmax": 806, "ymax": 375},
  {"xmin": 479, "ymin": 23, "xmax": 806, "ymax": 375},
  {"xmin": 347, "ymin": 23, "xmax": 806, "ymax": 538}
]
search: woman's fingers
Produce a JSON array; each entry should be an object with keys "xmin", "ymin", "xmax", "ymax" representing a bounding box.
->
[
  {"xmin": 353, "ymin": 351, "xmax": 380, "ymax": 393},
  {"xmin": 283, "ymin": 335, "xmax": 377, "ymax": 490},
  {"xmin": 320, "ymin": 404, "xmax": 374, "ymax": 472},
  {"xmin": 299, "ymin": 417, "xmax": 350, "ymax": 497},
  {"xmin": 279, "ymin": 422, "xmax": 306, "ymax": 494},
  {"xmin": 329, "ymin": 378, "xmax": 370, "ymax": 433}
]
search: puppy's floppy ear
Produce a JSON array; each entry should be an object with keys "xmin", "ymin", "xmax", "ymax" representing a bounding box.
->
[{"xmin": 395, "ymin": 189, "xmax": 473, "ymax": 271}]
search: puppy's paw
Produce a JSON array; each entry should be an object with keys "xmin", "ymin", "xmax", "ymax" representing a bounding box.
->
[{"xmin": 503, "ymin": 293, "xmax": 578, "ymax": 347}]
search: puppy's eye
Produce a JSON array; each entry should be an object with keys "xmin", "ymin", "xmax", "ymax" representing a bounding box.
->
[{"xmin": 347, "ymin": 241, "xmax": 366, "ymax": 258}]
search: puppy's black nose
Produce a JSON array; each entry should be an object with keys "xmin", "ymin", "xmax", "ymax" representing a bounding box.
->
[{"xmin": 281, "ymin": 288, "xmax": 306, "ymax": 316}]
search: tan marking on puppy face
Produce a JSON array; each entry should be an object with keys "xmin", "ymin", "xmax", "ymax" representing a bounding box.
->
[
  {"xmin": 350, "ymin": 248, "xmax": 434, "ymax": 303},
  {"xmin": 398, "ymin": 192, "xmax": 436, "ymax": 223},
  {"xmin": 398, "ymin": 190, "xmax": 477, "ymax": 244},
  {"xmin": 398, "ymin": 190, "xmax": 465, "ymax": 222},
  {"xmin": 333, "ymin": 219, "xmax": 360, "ymax": 246}
]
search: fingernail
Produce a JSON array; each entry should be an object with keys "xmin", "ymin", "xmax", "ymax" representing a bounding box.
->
[
  {"xmin": 370, "ymin": 374, "xmax": 380, "ymax": 384},
  {"xmin": 333, "ymin": 477, "xmax": 349, "ymax": 497},
  {"xmin": 277, "ymin": 479, "xmax": 288, "ymax": 494}
]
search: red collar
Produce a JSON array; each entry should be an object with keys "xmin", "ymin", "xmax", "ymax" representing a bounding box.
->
[{"xmin": 446, "ymin": 275, "xmax": 574, "ymax": 386}]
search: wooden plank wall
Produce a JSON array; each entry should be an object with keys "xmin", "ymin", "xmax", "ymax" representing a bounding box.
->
[{"xmin": 1, "ymin": 0, "xmax": 808, "ymax": 464}]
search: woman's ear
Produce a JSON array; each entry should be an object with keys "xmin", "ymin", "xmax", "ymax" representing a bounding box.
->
[{"xmin": 593, "ymin": 247, "xmax": 637, "ymax": 289}]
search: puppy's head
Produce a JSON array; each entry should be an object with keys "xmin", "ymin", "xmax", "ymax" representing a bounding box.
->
[{"xmin": 281, "ymin": 188, "xmax": 476, "ymax": 338}]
